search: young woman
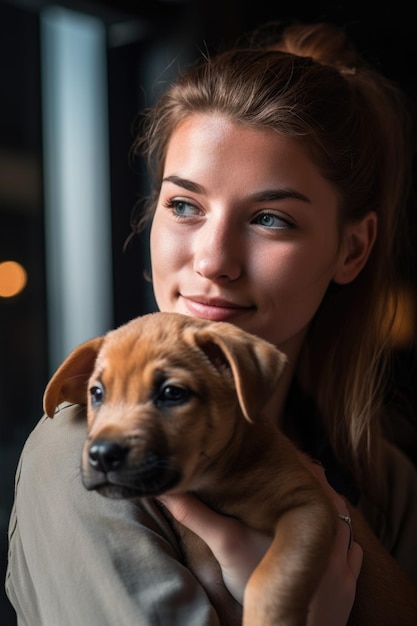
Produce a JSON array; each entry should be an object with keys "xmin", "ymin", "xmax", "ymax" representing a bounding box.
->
[{"xmin": 6, "ymin": 21, "xmax": 417, "ymax": 626}]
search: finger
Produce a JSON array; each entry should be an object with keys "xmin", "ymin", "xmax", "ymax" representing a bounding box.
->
[
  {"xmin": 337, "ymin": 514, "xmax": 353, "ymax": 549},
  {"xmin": 158, "ymin": 493, "xmax": 270, "ymax": 602},
  {"xmin": 158, "ymin": 493, "xmax": 230, "ymax": 547},
  {"xmin": 307, "ymin": 538, "xmax": 362, "ymax": 626},
  {"xmin": 159, "ymin": 494, "xmax": 269, "ymax": 562},
  {"xmin": 308, "ymin": 462, "xmax": 339, "ymax": 502},
  {"xmin": 347, "ymin": 541, "xmax": 363, "ymax": 579},
  {"xmin": 299, "ymin": 454, "xmax": 354, "ymax": 531}
]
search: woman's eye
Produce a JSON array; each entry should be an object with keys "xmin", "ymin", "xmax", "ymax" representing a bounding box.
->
[
  {"xmin": 166, "ymin": 199, "xmax": 199, "ymax": 217},
  {"xmin": 254, "ymin": 212, "xmax": 293, "ymax": 229}
]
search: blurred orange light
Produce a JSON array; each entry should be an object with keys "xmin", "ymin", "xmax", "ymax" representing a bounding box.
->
[
  {"xmin": 0, "ymin": 260, "xmax": 27, "ymax": 297},
  {"xmin": 386, "ymin": 286, "xmax": 416, "ymax": 348}
]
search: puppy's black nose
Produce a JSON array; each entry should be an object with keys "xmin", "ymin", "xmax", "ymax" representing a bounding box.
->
[{"xmin": 88, "ymin": 441, "xmax": 127, "ymax": 473}]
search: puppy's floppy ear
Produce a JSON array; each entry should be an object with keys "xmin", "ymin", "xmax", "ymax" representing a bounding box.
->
[
  {"xmin": 43, "ymin": 336, "xmax": 104, "ymax": 418},
  {"xmin": 192, "ymin": 322, "xmax": 287, "ymax": 422}
]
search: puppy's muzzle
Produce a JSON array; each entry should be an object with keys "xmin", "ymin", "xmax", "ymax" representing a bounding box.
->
[{"xmin": 82, "ymin": 438, "xmax": 181, "ymax": 499}]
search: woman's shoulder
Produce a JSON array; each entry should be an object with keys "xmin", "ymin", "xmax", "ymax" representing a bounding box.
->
[
  {"xmin": 14, "ymin": 402, "xmax": 88, "ymax": 473},
  {"xmin": 8, "ymin": 402, "xmax": 218, "ymax": 625},
  {"xmin": 26, "ymin": 400, "xmax": 88, "ymax": 440},
  {"xmin": 358, "ymin": 438, "xmax": 417, "ymax": 584}
]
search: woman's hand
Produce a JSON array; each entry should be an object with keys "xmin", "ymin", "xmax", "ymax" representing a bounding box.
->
[
  {"xmin": 159, "ymin": 492, "xmax": 270, "ymax": 603},
  {"xmin": 158, "ymin": 454, "xmax": 363, "ymax": 626},
  {"xmin": 301, "ymin": 454, "xmax": 363, "ymax": 626}
]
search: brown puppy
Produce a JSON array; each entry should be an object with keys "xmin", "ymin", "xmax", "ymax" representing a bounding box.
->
[{"xmin": 44, "ymin": 312, "xmax": 417, "ymax": 626}]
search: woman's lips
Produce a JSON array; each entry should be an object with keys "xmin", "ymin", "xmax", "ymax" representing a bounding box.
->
[{"xmin": 181, "ymin": 296, "xmax": 253, "ymax": 322}]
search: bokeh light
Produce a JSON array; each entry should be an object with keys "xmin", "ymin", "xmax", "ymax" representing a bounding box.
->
[
  {"xmin": 0, "ymin": 260, "xmax": 27, "ymax": 297},
  {"xmin": 386, "ymin": 286, "xmax": 416, "ymax": 348}
]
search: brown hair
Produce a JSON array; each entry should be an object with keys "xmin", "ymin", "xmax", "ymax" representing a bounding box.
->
[{"xmin": 132, "ymin": 22, "xmax": 414, "ymax": 501}]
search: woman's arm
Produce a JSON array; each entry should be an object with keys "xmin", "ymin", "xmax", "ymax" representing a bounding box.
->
[
  {"xmin": 6, "ymin": 404, "xmax": 219, "ymax": 626},
  {"xmin": 159, "ymin": 456, "xmax": 363, "ymax": 626}
]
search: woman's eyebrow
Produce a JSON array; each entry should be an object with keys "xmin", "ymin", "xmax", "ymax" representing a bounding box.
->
[
  {"xmin": 162, "ymin": 175, "xmax": 205, "ymax": 194},
  {"xmin": 248, "ymin": 188, "xmax": 311, "ymax": 204},
  {"xmin": 162, "ymin": 175, "xmax": 311, "ymax": 204}
]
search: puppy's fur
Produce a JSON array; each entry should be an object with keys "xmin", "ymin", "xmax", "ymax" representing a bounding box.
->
[{"xmin": 44, "ymin": 312, "xmax": 417, "ymax": 625}]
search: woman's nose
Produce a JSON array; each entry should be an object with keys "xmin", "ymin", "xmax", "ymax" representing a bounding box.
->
[{"xmin": 193, "ymin": 221, "xmax": 242, "ymax": 281}]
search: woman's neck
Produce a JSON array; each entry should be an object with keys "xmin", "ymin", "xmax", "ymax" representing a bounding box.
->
[
  {"xmin": 264, "ymin": 352, "xmax": 298, "ymax": 428},
  {"xmin": 266, "ymin": 329, "xmax": 309, "ymax": 428}
]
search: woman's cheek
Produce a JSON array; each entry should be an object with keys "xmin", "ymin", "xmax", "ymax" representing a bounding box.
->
[
  {"xmin": 150, "ymin": 220, "xmax": 185, "ymax": 308},
  {"xmin": 152, "ymin": 230, "xmax": 185, "ymax": 276}
]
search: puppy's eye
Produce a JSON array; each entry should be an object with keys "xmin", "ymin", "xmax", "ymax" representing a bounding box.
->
[
  {"xmin": 89, "ymin": 383, "xmax": 105, "ymax": 407},
  {"xmin": 155, "ymin": 384, "xmax": 192, "ymax": 408}
]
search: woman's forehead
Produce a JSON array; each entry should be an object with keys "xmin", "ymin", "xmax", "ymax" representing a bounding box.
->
[{"xmin": 162, "ymin": 113, "xmax": 337, "ymax": 206}]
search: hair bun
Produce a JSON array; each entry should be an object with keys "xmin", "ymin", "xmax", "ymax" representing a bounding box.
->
[{"xmin": 246, "ymin": 21, "xmax": 361, "ymax": 76}]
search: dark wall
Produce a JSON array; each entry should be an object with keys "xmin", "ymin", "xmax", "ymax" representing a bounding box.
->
[{"xmin": 0, "ymin": 4, "xmax": 45, "ymax": 625}]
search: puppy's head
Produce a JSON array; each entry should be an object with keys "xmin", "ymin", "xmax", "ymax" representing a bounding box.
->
[{"xmin": 44, "ymin": 312, "xmax": 287, "ymax": 499}]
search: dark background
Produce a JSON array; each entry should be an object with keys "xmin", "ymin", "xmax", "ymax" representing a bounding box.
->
[{"xmin": 1, "ymin": 1, "xmax": 416, "ymax": 624}]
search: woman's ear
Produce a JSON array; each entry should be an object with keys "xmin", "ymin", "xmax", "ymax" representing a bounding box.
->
[{"xmin": 332, "ymin": 211, "xmax": 377, "ymax": 285}]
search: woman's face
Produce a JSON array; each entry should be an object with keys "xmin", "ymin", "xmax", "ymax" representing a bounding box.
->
[{"xmin": 150, "ymin": 113, "xmax": 348, "ymax": 359}]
